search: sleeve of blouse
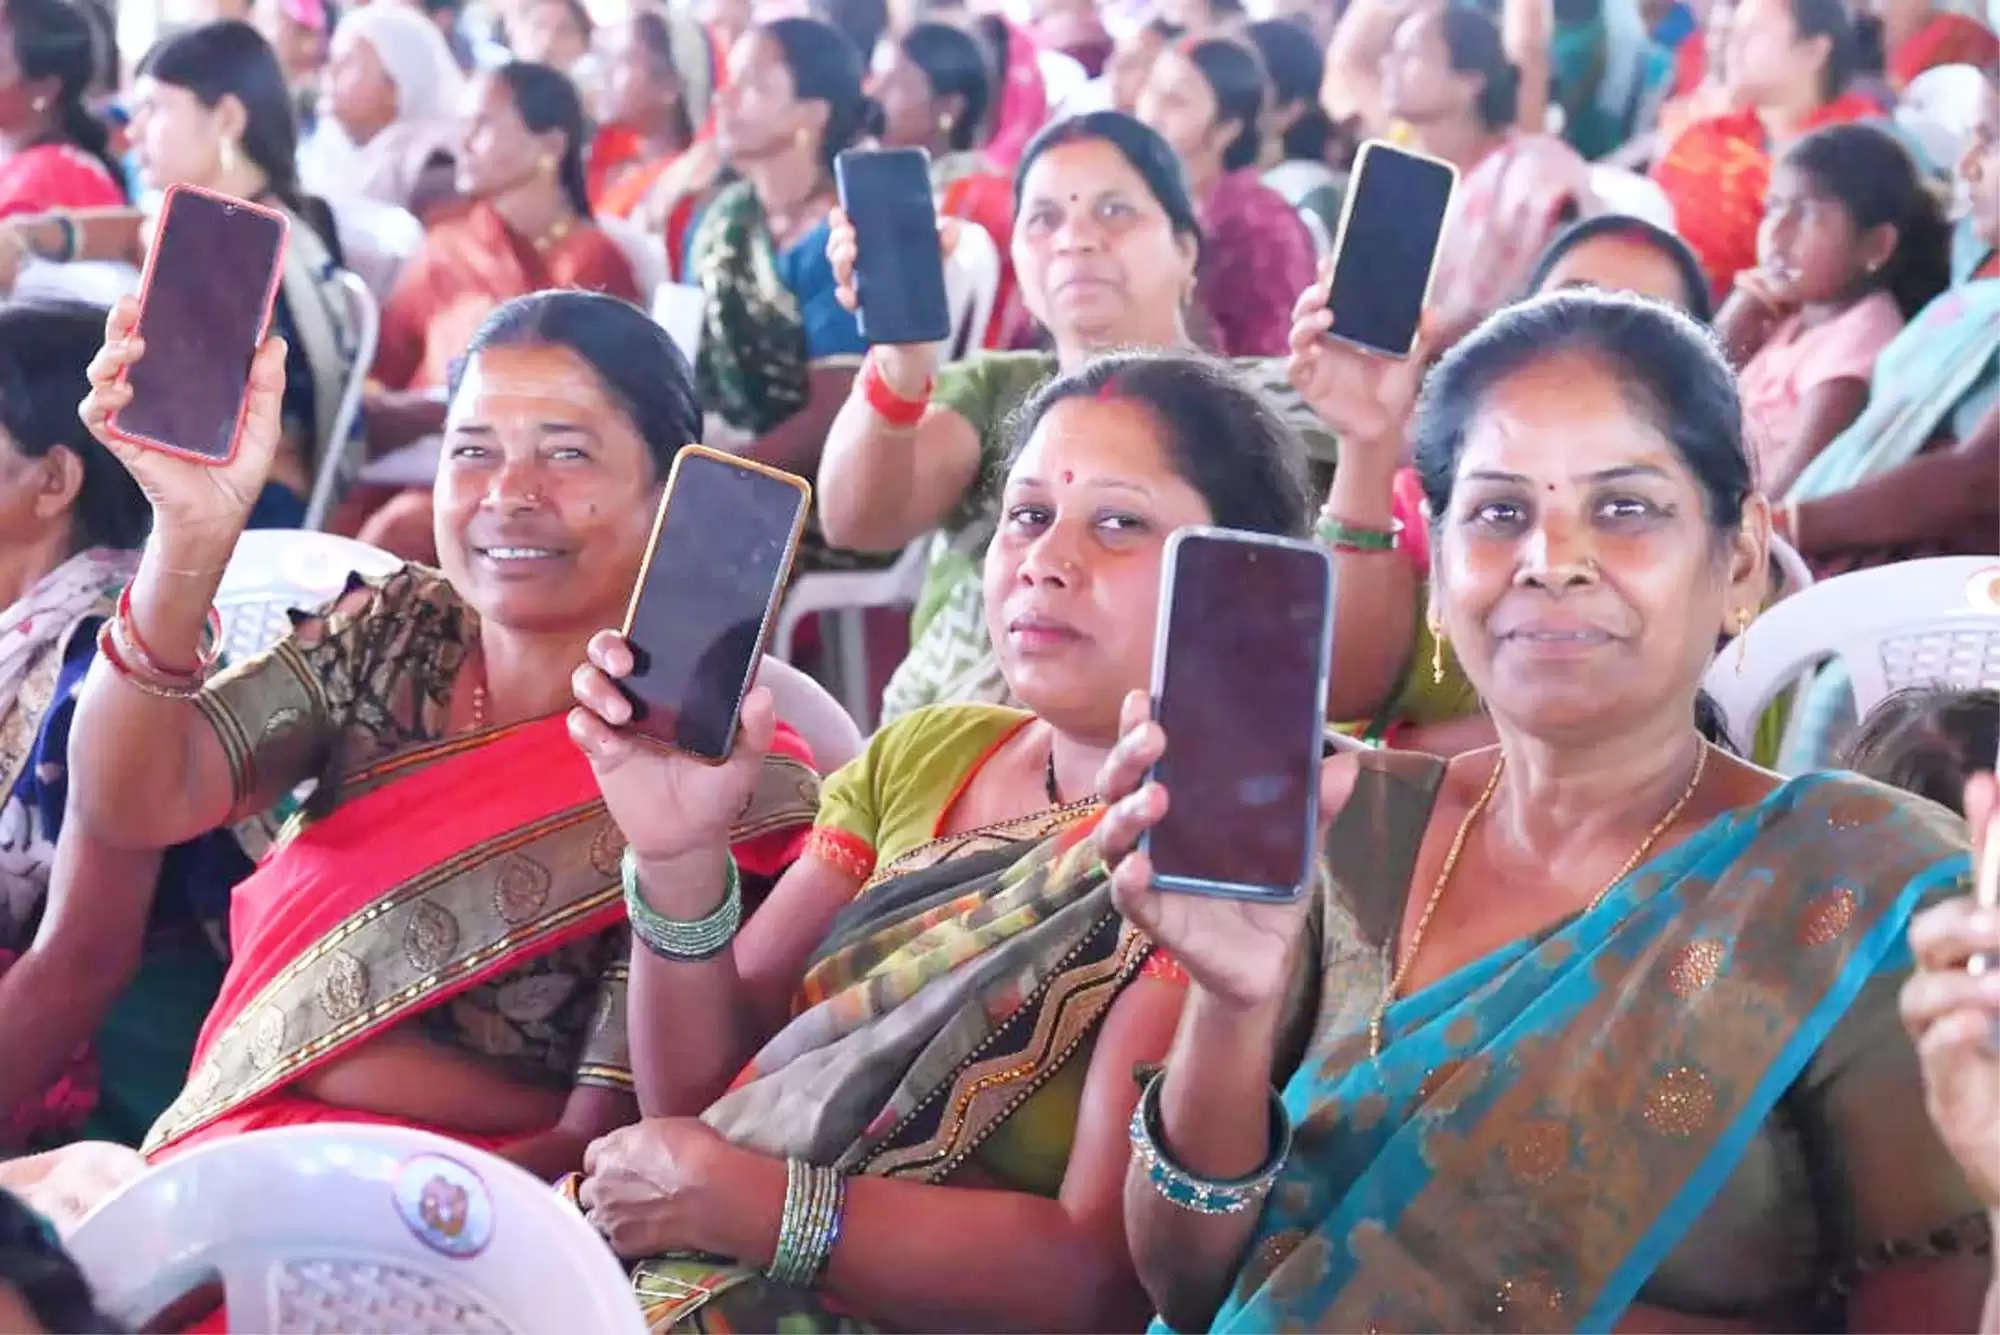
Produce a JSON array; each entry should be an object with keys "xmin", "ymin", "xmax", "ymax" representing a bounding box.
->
[
  {"xmin": 794, "ymin": 227, "xmax": 868, "ymax": 359},
  {"xmin": 802, "ymin": 720, "xmax": 895, "ymax": 884},
  {"xmin": 371, "ymin": 250, "xmax": 433, "ymax": 391},
  {"xmin": 573, "ymin": 929, "xmax": 634, "ymax": 1092},
  {"xmin": 1797, "ymin": 295, "xmax": 1905, "ymax": 394},
  {"xmin": 1789, "ymin": 944, "xmax": 1991, "ymax": 1291}
]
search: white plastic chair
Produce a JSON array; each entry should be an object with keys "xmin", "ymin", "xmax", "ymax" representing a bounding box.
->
[
  {"xmin": 771, "ymin": 535, "xmax": 934, "ymax": 731},
  {"xmin": 1585, "ymin": 163, "xmax": 1677, "ymax": 230},
  {"xmin": 1701, "ymin": 556, "xmax": 2000, "ymax": 755},
  {"xmin": 67, "ymin": 1124, "xmax": 644, "ymax": 1335},
  {"xmin": 9, "ymin": 257, "xmax": 141, "ymax": 305},
  {"xmin": 937, "ymin": 220, "xmax": 1002, "ymax": 363},
  {"xmin": 329, "ymin": 196, "xmax": 426, "ymax": 303},
  {"xmin": 1895, "ymin": 63, "xmax": 1989, "ymax": 176},
  {"xmin": 304, "ymin": 270, "xmax": 381, "ymax": 531},
  {"xmin": 758, "ymin": 652, "xmax": 864, "ymax": 772},
  {"xmin": 216, "ymin": 530, "xmax": 402, "ymax": 662},
  {"xmin": 600, "ymin": 214, "xmax": 668, "ymax": 302}
]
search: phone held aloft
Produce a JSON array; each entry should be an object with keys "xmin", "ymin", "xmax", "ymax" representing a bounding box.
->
[
  {"xmin": 1142, "ymin": 527, "xmax": 1336, "ymax": 902},
  {"xmin": 619, "ymin": 446, "xmax": 811, "ymax": 763},
  {"xmin": 106, "ymin": 183, "xmax": 290, "ymax": 465},
  {"xmin": 1322, "ymin": 139, "xmax": 1458, "ymax": 360},
  {"xmin": 834, "ymin": 146, "xmax": 952, "ymax": 347}
]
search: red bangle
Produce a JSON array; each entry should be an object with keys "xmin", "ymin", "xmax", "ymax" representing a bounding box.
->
[
  {"xmin": 97, "ymin": 620, "xmax": 204, "ymax": 698},
  {"xmin": 862, "ymin": 353, "xmax": 931, "ymax": 429},
  {"xmin": 118, "ymin": 583, "xmax": 222, "ymax": 680}
]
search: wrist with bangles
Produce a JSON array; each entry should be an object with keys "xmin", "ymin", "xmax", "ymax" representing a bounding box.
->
[
  {"xmin": 98, "ymin": 585, "xmax": 223, "ymax": 698},
  {"xmin": 1128, "ymin": 1068, "xmax": 1291, "ymax": 1214},
  {"xmin": 621, "ymin": 845, "xmax": 743, "ymax": 961},
  {"xmin": 1314, "ymin": 508, "xmax": 1403, "ymax": 553},
  {"xmin": 766, "ymin": 1158, "xmax": 847, "ymax": 1288},
  {"xmin": 861, "ymin": 348, "xmax": 932, "ymax": 428}
]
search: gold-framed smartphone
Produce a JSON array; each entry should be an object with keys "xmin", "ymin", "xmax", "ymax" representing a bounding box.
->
[
  {"xmin": 1322, "ymin": 139, "xmax": 1460, "ymax": 359},
  {"xmin": 619, "ymin": 445, "xmax": 810, "ymax": 763}
]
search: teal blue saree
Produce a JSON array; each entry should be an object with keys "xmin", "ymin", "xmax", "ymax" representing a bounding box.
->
[{"xmin": 1204, "ymin": 753, "xmax": 1982, "ymax": 1333}]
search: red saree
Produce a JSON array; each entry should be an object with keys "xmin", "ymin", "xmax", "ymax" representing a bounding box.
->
[
  {"xmin": 142, "ymin": 713, "xmax": 818, "ymax": 1161},
  {"xmin": 1889, "ymin": 12, "xmax": 2000, "ymax": 91}
]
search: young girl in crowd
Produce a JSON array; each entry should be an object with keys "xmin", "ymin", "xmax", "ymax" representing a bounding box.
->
[
  {"xmin": 1846, "ymin": 687, "xmax": 2000, "ymax": 816},
  {"xmin": 1716, "ymin": 122, "xmax": 1950, "ymax": 497}
]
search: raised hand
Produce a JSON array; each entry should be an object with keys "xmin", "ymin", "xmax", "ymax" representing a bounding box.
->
[
  {"xmin": 77, "ymin": 296, "xmax": 286, "ymax": 549},
  {"xmin": 1286, "ymin": 266, "xmax": 1431, "ymax": 458},
  {"xmin": 1092, "ymin": 690, "xmax": 1356, "ymax": 1010},
  {"xmin": 569, "ymin": 630, "xmax": 774, "ymax": 902},
  {"xmin": 1899, "ymin": 773, "xmax": 2000, "ymax": 1208}
]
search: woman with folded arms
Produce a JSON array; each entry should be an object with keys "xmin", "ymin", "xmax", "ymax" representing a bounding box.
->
[{"xmin": 1099, "ymin": 291, "xmax": 1989, "ymax": 1331}]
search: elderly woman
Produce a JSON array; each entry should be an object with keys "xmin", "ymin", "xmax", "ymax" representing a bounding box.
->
[
  {"xmin": 566, "ymin": 354, "xmax": 1312, "ymax": 1332},
  {"xmin": 52, "ymin": 289, "xmax": 817, "ymax": 1181},
  {"xmin": 1099, "ymin": 291, "xmax": 1989, "ymax": 1330},
  {"xmin": 297, "ymin": 2, "xmax": 464, "ymax": 215}
]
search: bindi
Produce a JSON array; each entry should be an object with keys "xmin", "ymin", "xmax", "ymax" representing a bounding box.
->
[{"xmin": 1061, "ymin": 469, "xmax": 1075, "ymax": 484}]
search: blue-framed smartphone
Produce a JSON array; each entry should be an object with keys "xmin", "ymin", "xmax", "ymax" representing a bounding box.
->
[{"xmin": 1141, "ymin": 528, "xmax": 1335, "ymax": 901}]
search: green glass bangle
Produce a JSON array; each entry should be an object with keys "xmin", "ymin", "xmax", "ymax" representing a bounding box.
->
[
  {"xmin": 1315, "ymin": 515, "xmax": 1404, "ymax": 552},
  {"xmin": 621, "ymin": 845, "xmax": 742, "ymax": 961},
  {"xmin": 768, "ymin": 1159, "xmax": 845, "ymax": 1287},
  {"xmin": 1127, "ymin": 1068, "xmax": 1290, "ymax": 1215}
]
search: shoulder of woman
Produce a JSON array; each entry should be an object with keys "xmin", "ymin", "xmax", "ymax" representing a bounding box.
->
[
  {"xmin": 864, "ymin": 702, "xmax": 1032, "ymax": 774},
  {"xmin": 1739, "ymin": 769, "xmax": 1969, "ymax": 892}
]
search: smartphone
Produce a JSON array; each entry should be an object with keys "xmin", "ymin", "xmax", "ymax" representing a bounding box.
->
[
  {"xmin": 107, "ymin": 184, "xmax": 289, "ymax": 464},
  {"xmin": 620, "ymin": 447, "xmax": 810, "ymax": 762},
  {"xmin": 1142, "ymin": 529, "xmax": 1335, "ymax": 901},
  {"xmin": 1323, "ymin": 140, "xmax": 1458, "ymax": 359},
  {"xmin": 833, "ymin": 147, "xmax": 951, "ymax": 346}
]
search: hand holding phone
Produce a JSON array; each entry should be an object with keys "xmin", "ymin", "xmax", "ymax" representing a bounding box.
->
[
  {"xmin": 1323, "ymin": 140, "xmax": 1458, "ymax": 359},
  {"xmin": 833, "ymin": 147, "xmax": 952, "ymax": 346}
]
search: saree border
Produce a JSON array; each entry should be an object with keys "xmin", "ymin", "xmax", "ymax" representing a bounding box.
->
[
  {"xmin": 0, "ymin": 630, "xmax": 71, "ymax": 811},
  {"xmin": 855, "ymin": 910, "xmax": 1152, "ymax": 1182}
]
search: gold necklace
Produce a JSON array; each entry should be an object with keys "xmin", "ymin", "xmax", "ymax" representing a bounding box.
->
[{"xmin": 1368, "ymin": 741, "xmax": 1710, "ymax": 1058}]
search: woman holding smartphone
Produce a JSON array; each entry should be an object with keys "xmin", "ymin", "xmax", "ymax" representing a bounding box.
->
[
  {"xmin": 0, "ymin": 21, "xmax": 356, "ymax": 532},
  {"xmin": 1095, "ymin": 290, "xmax": 1988, "ymax": 1331},
  {"xmin": 37, "ymin": 290, "xmax": 817, "ymax": 1190},
  {"xmin": 565, "ymin": 354, "xmax": 1310, "ymax": 1332}
]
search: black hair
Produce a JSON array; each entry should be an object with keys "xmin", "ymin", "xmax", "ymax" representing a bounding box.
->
[
  {"xmin": 1008, "ymin": 353, "xmax": 1312, "ymax": 538},
  {"xmin": 1437, "ymin": 7, "xmax": 1519, "ymax": 131},
  {"xmin": 8, "ymin": 0, "xmax": 123, "ymax": 195},
  {"xmin": 1786, "ymin": 0, "xmax": 1856, "ymax": 100},
  {"xmin": 0, "ymin": 300, "xmax": 146, "ymax": 551},
  {"xmin": 1844, "ymin": 687, "xmax": 2000, "ymax": 815},
  {"xmin": 1183, "ymin": 37, "xmax": 1265, "ymax": 174},
  {"xmin": 1247, "ymin": 18, "xmax": 1334, "ymax": 163},
  {"xmin": 629, "ymin": 10, "xmax": 697, "ymax": 145},
  {"xmin": 1013, "ymin": 111, "xmax": 1204, "ymax": 258},
  {"xmin": 1413, "ymin": 290, "xmax": 1751, "ymax": 536},
  {"xmin": 450, "ymin": 290, "xmax": 701, "ymax": 480},
  {"xmin": 557, "ymin": 0, "xmax": 592, "ymax": 40},
  {"xmin": 764, "ymin": 17, "xmax": 882, "ymax": 172},
  {"xmin": 137, "ymin": 22, "xmax": 339, "ymax": 257},
  {"xmin": 902, "ymin": 22, "xmax": 990, "ymax": 154},
  {"xmin": 1780, "ymin": 122, "xmax": 1951, "ymax": 319},
  {"xmin": 1527, "ymin": 214, "xmax": 1716, "ymax": 322},
  {"xmin": 816, "ymin": 0, "xmax": 888, "ymax": 73},
  {"xmin": 492, "ymin": 61, "xmax": 592, "ymax": 218},
  {"xmin": 0, "ymin": 1189, "xmax": 124, "ymax": 1333}
]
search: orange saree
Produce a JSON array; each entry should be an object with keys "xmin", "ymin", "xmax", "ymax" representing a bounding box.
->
[{"xmin": 142, "ymin": 713, "xmax": 818, "ymax": 1161}]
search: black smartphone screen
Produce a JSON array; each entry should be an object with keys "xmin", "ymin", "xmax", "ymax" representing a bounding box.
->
[
  {"xmin": 120, "ymin": 190, "xmax": 286, "ymax": 459},
  {"xmin": 1326, "ymin": 143, "xmax": 1456, "ymax": 358},
  {"xmin": 1147, "ymin": 532, "xmax": 1333, "ymax": 900},
  {"xmin": 623, "ymin": 451, "xmax": 807, "ymax": 760},
  {"xmin": 835, "ymin": 147, "xmax": 951, "ymax": 346}
]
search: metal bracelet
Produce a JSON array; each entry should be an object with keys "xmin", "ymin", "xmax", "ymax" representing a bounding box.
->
[
  {"xmin": 767, "ymin": 1159, "xmax": 845, "ymax": 1287},
  {"xmin": 1127, "ymin": 1068, "xmax": 1291, "ymax": 1215},
  {"xmin": 1314, "ymin": 515, "xmax": 1404, "ymax": 552},
  {"xmin": 621, "ymin": 845, "xmax": 742, "ymax": 961}
]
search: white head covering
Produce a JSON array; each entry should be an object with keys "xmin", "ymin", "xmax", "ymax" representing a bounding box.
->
[{"xmin": 335, "ymin": 3, "xmax": 466, "ymax": 126}]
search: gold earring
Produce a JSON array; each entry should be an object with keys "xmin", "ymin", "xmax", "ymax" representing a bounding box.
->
[
  {"xmin": 1431, "ymin": 626, "xmax": 1447, "ymax": 685},
  {"xmin": 1732, "ymin": 608, "xmax": 1753, "ymax": 676},
  {"xmin": 218, "ymin": 137, "xmax": 238, "ymax": 177},
  {"xmin": 538, "ymin": 152, "xmax": 557, "ymax": 176}
]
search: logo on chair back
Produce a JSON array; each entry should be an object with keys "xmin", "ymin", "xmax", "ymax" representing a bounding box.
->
[{"xmin": 394, "ymin": 1154, "xmax": 495, "ymax": 1259}]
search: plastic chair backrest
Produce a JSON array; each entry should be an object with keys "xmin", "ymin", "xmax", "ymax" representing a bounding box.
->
[
  {"xmin": 1896, "ymin": 63, "xmax": 1989, "ymax": 176},
  {"xmin": 938, "ymin": 221, "xmax": 1002, "ymax": 362},
  {"xmin": 304, "ymin": 269, "xmax": 381, "ymax": 531},
  {"xmin": 1701, "ymin": 556, "xmax": 2000, "ymax": 753},
  {"xmin": 600, "ymin": 214, "xmax": 668, "ymax": 301},
  {"xmin": 1585, "ymin": 164, "xmax": 1677, "ymax": 230},
  {"xmin": 67, "ymin": 1124, "xmax": 645, "ymax": 1335},
  {"xmin": 330, "ymin": 196, "xmax": 425, "ymax": 300},
  {"xmin": 758, "ymin": 653, "xmax": 864, "ymax": 773},
  {"xmin": 216, "ymin": 530, "xmax": 402, "ymax": 662}
]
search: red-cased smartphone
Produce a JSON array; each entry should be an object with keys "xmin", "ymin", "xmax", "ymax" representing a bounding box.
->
[{"xmin": 105, "ymin": 184, "xmax": 289, "ymax": 466}]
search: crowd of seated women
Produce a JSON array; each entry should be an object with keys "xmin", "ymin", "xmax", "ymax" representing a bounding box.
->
[{"xmin": 0, "ymin": 0, "xmax": 1996, "ymax": 1331}]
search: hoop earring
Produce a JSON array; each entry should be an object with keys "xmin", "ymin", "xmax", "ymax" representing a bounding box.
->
[{"xmin": 1732, "ymin": 608, "xmax": 1754, "ymax": 676}]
